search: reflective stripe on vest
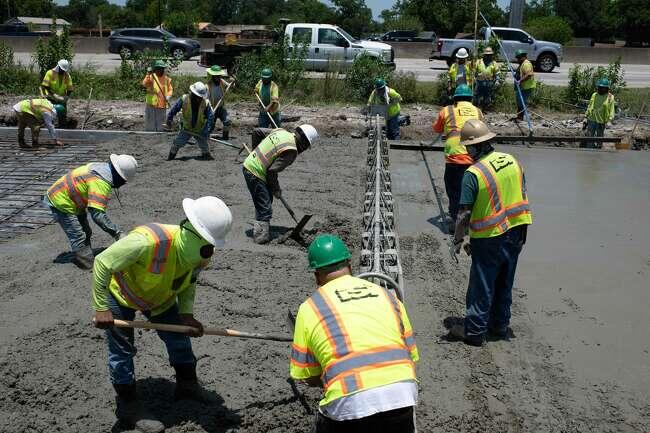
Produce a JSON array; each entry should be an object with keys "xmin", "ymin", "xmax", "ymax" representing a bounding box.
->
[
  {"xmin": 181, "ymin": 95, "xmax": 207, "ymax": 133},
  {"xmin": 470, "ymin": 161, "xmax": 509, "ymax": 233},
  {"xmin": 290, "ymin": 344, "xmax": 319, "ymax": 368},
  {"xmin": 114, "ymin": 271, "xmax": 152, "ymax": 310},
  {"xmin": 382, "ymin": 289, "xmax": 416, "ymax": 352},
  {"xmin": 47, "ymin": 168, "xmax": 100, "ymax": 211},
  {"xmin": 138, "ymin": 223, "xmax": 174, "ymax": 274},
  {"xmin": 243, "ymin": 129, "xmax": 297, "ymax": 182},
  {"xmin": 447, "ymin": 105, "xmax": 460, "ymax": 138},
  {"xmin": 255, "ymin": 142, "xmax": 296, "ymax": 170}
]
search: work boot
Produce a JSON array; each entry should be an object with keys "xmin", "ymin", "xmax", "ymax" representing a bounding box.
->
[
  {"xmin": 114, "ymin": 384, "xmax": 165, "ymax": 433},
  {"xmin": 197, "ymin": 152, "xmax": 214, "ymax": 161},
  {"xmin": 253, "ymin": 220, "xmax": 270, "ymax": 244},
  {"xmin": 446, "ymin": 324, "xmax": 484, "ymax": 347},
  {"xmin": 173, "ymin": 364, "xmax": 208, "ymax": 403},
  {"xmin": 18, "ymin": 137, "xmax": 31, "ymax": 148},
  {"xmin": 221, "ymin": 129, "xmax": 229, "ymax": 140},
  {"xmin": 167, "ymin": 151, "xmax": 177, "ymax": 161},
  {"xmin": 73, "ymin": 245, "xmax": 94, "ymax": 270}
]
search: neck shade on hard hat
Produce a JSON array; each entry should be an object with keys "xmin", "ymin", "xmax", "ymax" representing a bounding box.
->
[{"xmin": 180, "ymin": 219, "xmax": 214, "ymax": 260}]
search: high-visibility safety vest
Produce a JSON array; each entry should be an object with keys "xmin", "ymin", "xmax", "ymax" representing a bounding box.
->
[
  {"xmin": 243, "ymin": 129, "xmax": 297, "ymax": 182},
  {"xmin": 476, "ymin": 59, "xmax": 499, "ymax": 81},
  {"xmin": 367, "ymin": 87, "xmax": 402, "ymax": 119},
  {"xmin": 108, "ymin": 224, "xmax": 193, "ymax": 315},
  {"xmin": 18, "ymin": 98, "xmax": 54, "ymax": 121},
  {"xmin": 40, "ymin": 68, "xmax": 73, "ymax": 97},
  {"xmin": 181, "ymin": 94, "xmax": 207, "ymax": 134},
  {"xmin": 290, "ymin": 275, "xmax": 419, "ymax": 406},
  {"xmin": 586, "ymin": 92, "xmax": 615, "ymax": 125},
  {"xmin": 467, "ymin": 151, "xmax": 532, "ymax": 238},
  {"xmin": 255, "ymin": 80, "xmax": 280, "ymax": 114},
  {"xmin": 144, "ymin": 73, "xmax": 172, "ymax": 108},
  {"xmin": 441, "ymin": 101, "xmax": 481, "ymax": 165},
  {"xmin": 449, "ymin": 62, "xmax": 474, "ymax": 87},
  {"xmin": 517, "ymin": 59, "xmax": 536, "ymax": 90},
  {"xmin": 47, "ymin": 164, "xmax": 112, "ymax": 215}
]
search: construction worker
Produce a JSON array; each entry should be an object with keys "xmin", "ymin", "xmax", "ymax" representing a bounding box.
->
[
  {"xmin": 242, "ymin": 124, "xmax": 318, "ymax": 244},
  {"xmin": 205, "ymin": 65, "xmax": 233, "ymax": 140},
  {"xmin": 142, "ymin": 60, "xmax": 173, "ymax": 132},
  {"xmin": 367, "ymin": 78, "xmax": 405, "ymax": 140},
  {"xmin": 166, "ymin": 81, "xmax": 215, "ymax": 161},
  {"xmin": 448, "ymin": 119, "xmax": 532, "ymax": 347},
  {"xmin": 13, "ymin": 98, "xmax": 64, "ymax": 148},
  {"xmin": 290, "ymin": 234, "xmax": 419, "ymax": 432},
  {"xmin": 43, "ymin": 154, "xmax": 138, "ymax": 269},
  {"xmin": 91, "ymin": 196, "xmax": 232, "ymax": 433},
  {"xmin": 447, "ymin": 48, "xmax": 473, "ymax": 97},
  {"xmin": 583, "ymin": 78, "xmax": 616, "ymax": 149},
  {"xmin": 475, "ymin": 47, "xmax": 499, "ymax": 109},
  {"xmin": 255, "ymin": 68, "xmax": 281, "ymax": 128},
  {"xmin": 514, "ymin": 49, "xmax": 536, "ymax": 121},
  {"xmin": 432, "ymin": 84, "xmax": 483, "ymax": 233},
  {"xmin": 40, "ymin": 59, "xmax": 73, "ymax": 127}
]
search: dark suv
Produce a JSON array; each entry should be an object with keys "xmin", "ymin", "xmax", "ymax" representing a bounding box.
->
[
  {"xmin": 381, "ymin": 30, "xmax": 418, "ymax": 42},
  {"xmin": 108, "ymin": 28, "xmax": 201, "ymax": 59}
]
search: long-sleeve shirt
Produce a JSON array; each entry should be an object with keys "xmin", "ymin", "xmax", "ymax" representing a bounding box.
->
[
  {"xmin": 586, "ymin": 92, "xmax": 616, "ymax": 124},
  {"xmin": 166, "ymin": 97, "xmax": 214, "ymax": 137},
  {"xmin": 14, "ymin": 102, "xmax": 57, "ymax": 139}
]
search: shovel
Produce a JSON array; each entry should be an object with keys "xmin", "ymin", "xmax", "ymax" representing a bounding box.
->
[{"xmin": 277, "ymin": 195, "xmax": 312, "ymax": 245}]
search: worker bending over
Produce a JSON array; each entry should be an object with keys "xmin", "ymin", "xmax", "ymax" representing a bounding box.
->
[
  {"xmin": 92, "ymin": 196, "xmax": 233, "ymax": 433},
  {"xmin": 242, "ymin": 125, "xmax": 318, "ymax": 244},
  {"xmin": 367, "ymin": 78, "xmax": 405, "ymax": 140},
  {"xmin": 290, "ymin": 234, "xmax": 419, "ymax": 432},
  {"xmin": 448, "ymin": 48, "xmax": 473, "ymax": 97},
  {"xmin": 43, "ymin": 154, "xmax": 137, "ymax": 269},
  {"xmin": 40, "ymin": 59, "xmax": 73, "ymax": 127},
  {"xmin": 449, "ymin": 120, "xmax": 532, "ymax": 346},
  {"xmin": 514, "ymin": 50, "xmax": 536, "ymax": 121},
  {"xmin": 255, "ymin": 68, "xmax": 281, "ymax": 128},
  {"xmin": 433, "ymin": 84, "xmax": 483, "ymax": 233},
  {"xmin": 475, "ymin": 47, "xmax": 499, "ymax": 109},
  {"xmin": 166, "ymin": 82, "xmax": 215, "ymax": 161},
  {"xmin": 206, "ymin": 65, "xmax": 233, "ymax": 140},
  {"xmin": 13, "ymin": 98, "xmax": 64, "ymax": 148},
  {"xmin": 583, "ymin": 78, "xmax": 616, "ymax": 149},
  {"xmin": 142, "ymin": 60, "xmax": 172, "ymax": 132}
]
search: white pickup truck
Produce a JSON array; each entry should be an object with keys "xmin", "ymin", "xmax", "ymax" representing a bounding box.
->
[
  {"xmin": 430, "ymin": 26, "xmax": 563, "ymax": 72},
  {"xmin": 285, "ymin": 23, "xmax": 395, "ymax": 71}
]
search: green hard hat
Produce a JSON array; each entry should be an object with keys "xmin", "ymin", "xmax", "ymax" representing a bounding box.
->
[
  {"xmin": 597, "ymin": 78, "xmax": 610, "ymax": 88},
  {"xmin": 374, "ymin": 78, "xmax": 386, "ymax": 88},
  {"xmin": 53, "ymin": 103, "xmax": 66, "ymax": 117},
  {"xmin": 153, "ymin": 59, "xmax": 167, "ymax": 69},
  {"xmin": 307, "ymin": 234, "xmax": 352, "ymax": 269},
  {"xmin": 207, "ymin": 65, "xmax": 226, "ymax": 76},
  {"xmin": 454, "ymin": 84, "xmax": 473, "ymax": 98},
  {"xmin": 515, "ymin": 49, "xmax": 527, "ymax": 58},
  {"xmin": 261, "ymin": 68, "xmax": 273, "ymax": 79}
]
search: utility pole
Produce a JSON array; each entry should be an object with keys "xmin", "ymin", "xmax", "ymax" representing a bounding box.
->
[
  {"xmin": 158, "ymin": 0, "xmax": 161, "ymax": 27},
  {"xmin": 509, "ymin": 0, "xmax": 524, "ymax": 28},
  {"xmin": 98, "ymin": 14, "xmax": 103, "ymax": 37}
]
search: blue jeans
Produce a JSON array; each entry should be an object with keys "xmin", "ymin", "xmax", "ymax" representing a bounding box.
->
[
  {"xmin": 171, "ymin": 129, "xmax": 208, "ymax": 153},
  {"xmin": 465, "ymin": 225, "xmax": 527, "ymax": 337},
  {"xmin": 43, "ymin": 197, "xmax": 92, "ymax": 251},
  {"xmin": 444, "ymin": 163, "xmax": 471, "ymax": 221},
  {"xmin": 515, "ymin": 87, "xmax": 533, "ymax": 117},
  {"xmin": 475, "ymin": 80, "xmax": 494, "ymax": 108},
  {"xmin": 243, "ymin": 166, "xmax": 273, "ymax": 222},
  {"xmin": 105, "ymin": 294, "xmax": 196, "ymax": 384},
  {"xmin": 584, "ymin": 120, "xmax": 605, "ymax": 149},
  {"xmin": 209, "ymin": 107, "xmax": 231, "ymax": 134},
  {"xmin": 258, "ymin": 112, "xmax": 281, "ymax": 128},
  {"xmin": 386, "ymin": 115, "xmax": 401, "ymax": 140}
]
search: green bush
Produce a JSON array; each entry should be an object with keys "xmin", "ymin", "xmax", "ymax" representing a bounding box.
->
[
  {"xmin": 33, "ymin": 22, "xmax": 74, "ymax": 77},
  {"xmin": 389, "ymin": 72, "xmax": 418, "ymax": 103},
  {"xmin": 0, "ymin": 41, "xmax": 14, "ymax": 69},
  {"xmin": 524, "ymin": 16, "xmax": 573, "ymax": 45},
  {"xmin": 344, "ymin": 54, "xmax": 393, "ymax": 101},
  {"xmin": 564, "ymin": 58, "xmax": 626, "ymax": 105}
]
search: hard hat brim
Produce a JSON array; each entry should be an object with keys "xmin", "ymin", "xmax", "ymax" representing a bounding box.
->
[
  {"xmin": 461, "ymin": 132, "xmax": 497, "ymax": 147},
  {"xmin": 207, "ymin": 69, "xmax": 227, "ymax": 76},
  {"xmin": 182, "ymin": 198, "xmax": 224, "ymax": 247},
  {"xmin": 110, "ymin": 153, "xmax": 128, "ymax": 182},
  {"xmin": 456, "ymin": 52, "xmax": 469, "ymax": 59}
]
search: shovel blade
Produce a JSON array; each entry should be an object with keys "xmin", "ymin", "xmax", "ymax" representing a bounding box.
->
[{"xmin": 278, "ymin": 214, "xmax": 313, "ymax": 245}]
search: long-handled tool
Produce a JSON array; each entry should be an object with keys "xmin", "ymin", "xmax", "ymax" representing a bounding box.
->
[
  {"xmin": 210, "ymin": 79, "xmax": 235, "ymax": 116},
  {"xmin": 81, "ymin": 87, "xmax": 93, "ymax": 130},
  {"xmin": 112, "ymin": 319, "xmax": 292, "ymax": 342},
  {"xmin": 255, "ymin": 92, "xmax": 279, "ymax": 129},
  {"xmin": 183, "ymin": 129, "xmax": 240, "ymax": 149},
  {"xmin": 276, "ymin": 195, "xmax": 312, "ymax": 245}
]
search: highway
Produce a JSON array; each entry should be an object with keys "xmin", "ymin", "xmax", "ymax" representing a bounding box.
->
[{"xmin": 14, "ymin": 52, "xmax": 650, "ymax": 87}]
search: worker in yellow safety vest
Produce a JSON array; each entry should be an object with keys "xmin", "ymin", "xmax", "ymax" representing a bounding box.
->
[
  {"xmin": 92, "ymin": 196, "xmax": 233, "ymax": 433},
  {"xmin": 475, "ymin": 47, "xmax": 500, "ymax": 109},
  {"xmin": 583, "ymin": 78, "xmax": 616, "ymax": 149},
  {"xmin": 514, "ymin": 49, "xmax": 536, "ymax": 121},
  {"xmin": 448, "ymin": 48, "xmax": 474, "ymax": 97},
  {"xmin": 205, "ymin": 65, "xmax": 234, "ymax": 140},
  {"xmin": 166, "ymin": 82, "xmax": 215, "ymax": 160},
  {"xmin": 43, "ymin": 154, "xmax": 138, "ymax": 269},
  {"xmin": 367, "ymin": 78, "xmax": 408, "ymax": 140},
  {"xmin": 40, "ymin": 59, "xmax": 73, "ymax": 126},
  {"xmin": 142, "ymin": 59, "xmax": 173, "ymax": 131},
  {"xmin": 13, "ymin": 98, "xmax": 64, "ymax": 148},
  {"xmin": 290, "ymin": 234, "xmax": 419, "ymax": 432},
  {"xmin": 242, "ymin": 124, "xmax": 318, "ymax": 244},
  {"xmin": 432, "ymin": 84, "xmax": 483, "ymax": 233},
  {"xmin": 448, "ymin": 120, "xmax": 532, "ymax": 347},
  {"xmin": 255, "ymin": 68, "xmax": 281, "ymax": 128}
]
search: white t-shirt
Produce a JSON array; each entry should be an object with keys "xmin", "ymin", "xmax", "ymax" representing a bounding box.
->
[{"xmin": 319, "ymin": 380, "xmax": 417, "ymax": 421}]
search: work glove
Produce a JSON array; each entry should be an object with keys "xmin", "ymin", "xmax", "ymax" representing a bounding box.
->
[
  {"xmin": 179, "ymin": 314, "xmax": 204, "ymax": 337},
  {"xmin": 93, "ymin": 310, "xmax": 115, "ymax": 329}
]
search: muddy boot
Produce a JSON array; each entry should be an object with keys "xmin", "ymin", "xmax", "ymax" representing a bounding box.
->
[
  {"xmin": 197, "ymin": 151, "xmax": 214, "ymax": 161},
  {"xmin": 174, "ymin": 364, "xmax": 208, "ymax": 403},
  {"xmin": 114, "ymin": 384, "xmax": 165, "ymax": 433},
  {"xmin": 253, "ymin": 221, "xmax": 270, "ymax": 244},
  {"xmin": 18, "ymin": 137, "xmax": 31, "ymax": 148},
  {"xmin": 73, "ymin": 245, "xmax": 94, "ymax": 270},
  {"xmin": 167, "ymin": 151, "xmax": 177, "ymax": 161},
  {"xmin": 447, "ymin": 324, "xmax": 483, "ymax": 347}
]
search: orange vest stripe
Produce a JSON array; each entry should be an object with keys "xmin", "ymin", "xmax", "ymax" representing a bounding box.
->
[
  {"xmin": 446, "ymin": 105, "xmax": 460, "ymax": 137},
  {"xmin": 139, "ymin": 224, "xmax": 174, "ymax": 274},
  {"xmin": 114, "ymin": 272, "xmax": 151, "ymax": 310},
  {"xmin": 290, "ymin": 343, "xmax": 319, "ymax": 368},
  {"xmin": 470, "ymin": 160, "xmax": 508, "ymax": 233}
]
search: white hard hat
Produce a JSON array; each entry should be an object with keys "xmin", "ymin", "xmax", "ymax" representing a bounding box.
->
[
  {"xmin": 57, "ymin": 59, "xmax": 70, "ymax": 72},
  {"xmin": 296, "ymin": 124, "xmax": 318, "ymax": 147},
  {"xmin": 189, "ymin": 81, "xmax": 208, "ymax": 99},
  {"xmin": 109, "ymin": 154, "xmax": 138, "ymax": 182},
  {"xmin": 182, "ymin": 196, "xmax": 233, "ymax": 247},
  {"xmin": 456, "ymin": 48, "xmax": 469, "ymax": 59}
]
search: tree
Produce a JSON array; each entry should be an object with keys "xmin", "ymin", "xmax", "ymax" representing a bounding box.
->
[
  {"xmin": 331, "ymin": 0, "xmax": 373, "ymax": 37},
  {"xmin": 381, "ymin": 13, "xmax": 424, "ymax": 33},
  {"xmin": 524, "ymin": 16, "xmax": 573, "ymax": 45},
  {"xmin": 617, "ymin": 0, "xmax": 650, "ymax": 46},
  {"xmin": 555, "ymin": 0, "xmax": 617, "ymax": 41}
]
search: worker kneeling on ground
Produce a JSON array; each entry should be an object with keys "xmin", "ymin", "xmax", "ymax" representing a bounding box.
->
[
  {"xmin": 583, "ymin": 78, "xmax": 616, "ymax": 149},
  {"xmin": 290, "ymin": 234, "xmax": 419, "ymax": 432},
  {"xmin": 206, "ymin": 65, "xmax": 233, "ymax": 140},
  {"xmin": 40, "ymin": 59, "xmax": 73, "ymax": 127},
  {"xmin": 448, "ymin": 120, "xmax": 532, "ymax": 347},
  {"xmin": 433, "ymin": 84, "xmax": 483, "ymax": 234},
  {"xmin": 367, "ymin": 78, "xmax": 408, "ymax": 140},
  {"xmin": 13, "ymin": 98, "xmax": 64, "ymax": 148},
  {"xmin": 92, "ymin": 196, "xmax": 233, "ymax": 433},
  {"xmin": 43, "ymin": 154, "xmax": 137, "ymax": 269},
  {"xmin": 166, "ymin": 81, "xmax": 215, "ymax": 161},
  {"xmin": 242, "ymin": 124, "xmax": 318, "ymax": 244}
]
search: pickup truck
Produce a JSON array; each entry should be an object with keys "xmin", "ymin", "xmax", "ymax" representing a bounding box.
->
[
  {"xmin": 199, "ymin": 22, "xmax": 395, "ymax": 72},
  {"xmin": 430, "ymin": 27, "xmax": 562, "ymax": 72}
]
